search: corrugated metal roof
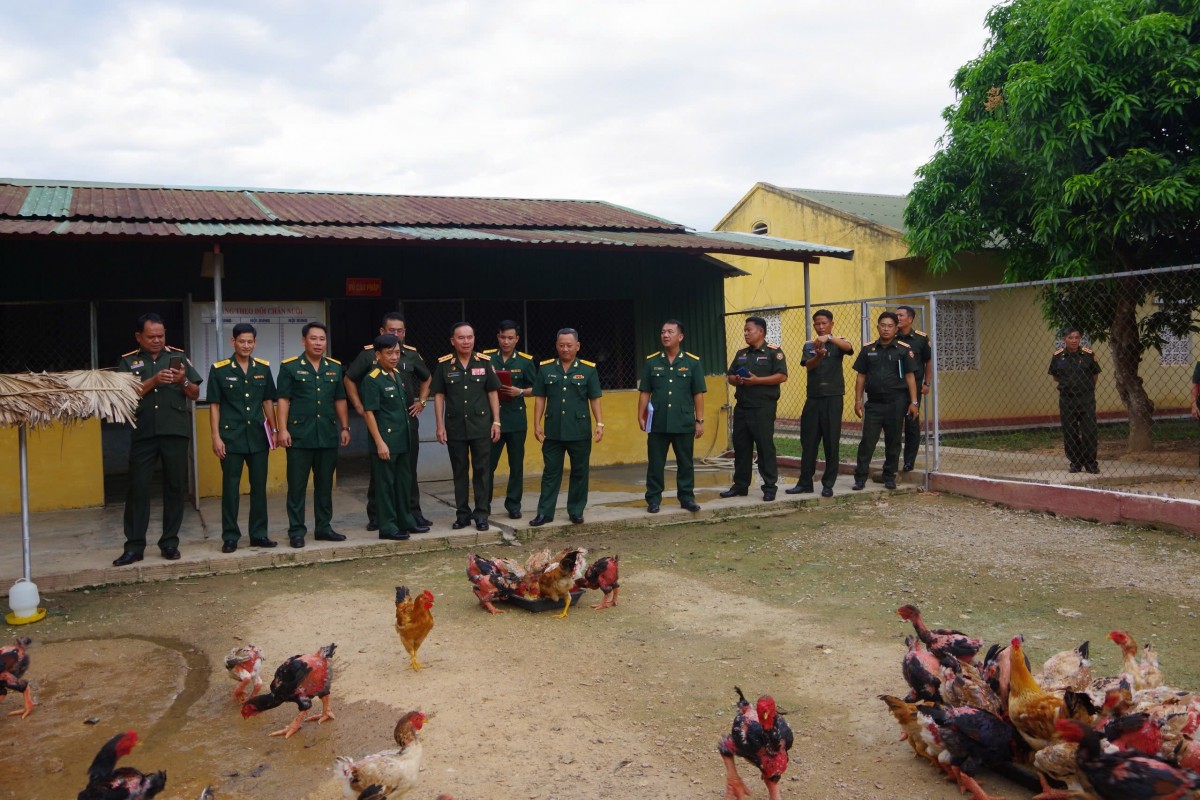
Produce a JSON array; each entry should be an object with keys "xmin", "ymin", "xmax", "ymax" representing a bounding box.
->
[
  {"xmin": 70, "ymin": 187, "xmax": 270, "ymax": 222},
  {"xmin": 0, "ymin": 185, "xmax": 29, "ymax": 217},
  {"xmin": 783, "ymin": 188, "xmax": 909, "ymax": 232},
  {"xmin": 176, "ymin": 222, "xmax": 304, "ymax": 237},
  {"xmin": 19, "ymin": 186, "xmax": 72, "ymax": 217}
]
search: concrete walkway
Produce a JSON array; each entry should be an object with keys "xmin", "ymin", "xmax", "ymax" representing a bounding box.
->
[{"xmin": 1, "ymin": 460, "xmax": 903, "ymax": 598}]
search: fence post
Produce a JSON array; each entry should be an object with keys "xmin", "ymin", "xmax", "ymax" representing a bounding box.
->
[{"xmin": 928, "ymin": 293, "xmax": 940, "ymax": 479}]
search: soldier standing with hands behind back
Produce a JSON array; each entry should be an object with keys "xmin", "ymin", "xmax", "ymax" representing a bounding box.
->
[{"xmin": 638, "ymin": 319, "xmax": 705, "ymax": 513}]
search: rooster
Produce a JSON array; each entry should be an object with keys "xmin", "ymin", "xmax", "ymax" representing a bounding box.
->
[
  {"xmin": 533, "ymin": 547, "xmax": 587, "ymax": 619},
  {"xmin": 77, "ymin": 730, "xmax": 166, "ymax": 799},
  {"xmin": 241, "ymin": 642, "xmax": 336, "ymax": 738},
  {"xmin": 1057, "ymin": 718, "xmax": 1200, "ymax": 799},
  {"xmin": 922, "ymin": 704, "xmax": 1024, "ymax": 800},
  {"xmin": 466, "ymin": 553, "xmax": 525, "ymax": 614},
  {"xmin": 717, "ymin": 686, "xmax": 793, "ymax": 800},
  {"xmin": 901, "ymin": 634, "xmax": 943, "ymax": 704},
  {"xmin": 224, "ymin": 644, "xmax": 265, "ymax": 704},
  {"xmin": 897, "ymin": 604, "xmax": 982, "ymax": 666},
  {"xmin": 395, "ymin": 587, "xmax": 434, "ymax": 671},
  {"xmin": 336, "ymin": 710, "xmax": 428, "ymax": 798},
  {"xmin": 574, "ymin": 554, "xmax": 619, "ymax": 610},
  {"xmin": 0, "ymin": 635, "xmax": 35, "ymax": 719}
]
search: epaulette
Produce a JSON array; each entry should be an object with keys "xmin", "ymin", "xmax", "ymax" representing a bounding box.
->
[
  {"xmin": 363, "ymin": 343, "xmax": 373, "ymax": 350},
  {"xmin": 1053, "ymin": 348, "xmax": 1065, "ymax": 355},
  {"xmin": 474, "ymin": 352, "xmax": 490, "ymax": 360},
  {"xmin": 327, "ymin": 357, "xmax": 342, "ymax": 365},
  {"xmin": 438, "ymin": 353, "xmax": 454, "ymax": 363},
  {"xmin": 166, "ymin": 345, "xmax": 184, "ymax": 352},
  {"xmin": 403, "ymin": 344, "xmax": 418, "ymax": 351},
  {"xmin": 766, "ymin": 343, "xmax": 780, "ymax": 350},
  {"xmin": 254, "ymin": 357, "xmax": 270, "ymax": 366},
  {"xmin": 369, "ymin": 368, "xmax": 381, "ymax": 378},
  {"xmin": 579, "ymin": 358, "xmax": 596, "ymax": 367},
  {"xmin": 685, "ymin": 351, "xmax": 700, "ymax": 360},
  {"xmin": 518, "ymin": 351, "xmax": 533, "ymax": 360},
  {"xmin": 645, "ymin": 351, "xmax": 661, "ymax": 359},
  {"xmin": 1082, "ymin": 347, "xmax": 1094, "ymax": 354},
  {"xmin": 121, "ymin": 348, "xmax": 139, "ymax": 358},
  {"xmin": 482, "ymin": 348, "xmax": 498, "ymax": 355},
  {"xmin": 212, "ymin": 358, "xmax": 231, "ymax": 369},
  {"xmin": 539, "ymin": 358, "xmax": 555, "ymax": 366},
  {"xmin": 896, "ymin": 341, "xmax": 912, "ymax": 349},
  {"xmin": 914, "ymin": 329, "xmax": 928, "ymax": 337},
  {"xmin": 282, "ymin": 356, "xmax": 298, "ymax": 364}
]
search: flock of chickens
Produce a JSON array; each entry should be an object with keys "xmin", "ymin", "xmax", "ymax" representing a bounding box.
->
[{"xmin": 882, "ymin": 603, "xmax": 1200, "ymax": 800}]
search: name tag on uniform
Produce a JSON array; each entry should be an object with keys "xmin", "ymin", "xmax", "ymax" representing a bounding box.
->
[
  {"xmin": 448, "ymin": 371, "xmax": 460, "ymax": 378},
  {"xmin": 297, "ymin": 369, "xmax": 310, "ymax": 375},
  {"xmin": 253, "ymin": 374, "xmax": 265, "ymax": 380},
  {"xmin": 471, "ymin": 368, "xmax": 485, "ymax": 376},
  {"xmin": 756, "ymin": 356, "xmax": 767, "ymax": 362},
  {"xmin": 325, "ymin": 371, "xmax": 338, "ymax": 376},
  {"xmin": 226, "ymin": 376, "xmax": 239, "ymax": 382}
]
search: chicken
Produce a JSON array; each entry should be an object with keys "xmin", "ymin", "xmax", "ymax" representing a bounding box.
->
[
  {"xmin": 939, "ymin": 660, "xmax": 1004, "ymax": 716},
  {"xmin": 466, "ymin": 553, "xmax": 525, "ymax": 614},
  {"xmin": 241, "ymin": 643, "xmax": 336, "ymax": 738},
  {"xmin": 1034, "ymin": 641, "xmax": 1093, "ymax": 692},
  {"xmin": 1056, "ymin": 718, "xmax": 1200, "ymax": 799},
  {"xmin": 575, "ymin": 554, "xmax": 620, "ymax": 610},
  {"xmin": 395, "ymin": 587, "xmax": 435, "ymax": 671},
  {"xmin": 1030, "ymin": 740, "xmax": 1085, "ymax": 800},
  {"xmin": 224, "ymin": 644, "xmax": 265, "ymax": 704},
  {"xmin": 1008, "ymin": 636, "xmax": 1082, "ymax": 752},
  {"xmin": 533, "ymin": 547, "xmax": 587, "ymax": 619},
  {"xmin": 717, "ymin": 686, "xmax": 793, "ymax": 800},
  {"xmin": 923, "ymin": 704, "xmax": 1023, "ymax": 800},
  {"xmin": 981, "ymin": 641, "xmax": 1016, "ymax": 711},
  {"xmin": 879, "ymin": 694, "xmax": 937, "ymax": 766},
  {"xmin": 1109, "ymin": 630, "xmax": 1165, "ymax": 691},
  {"xmin": 0, "ymin": 635, "xmax": 35, "ymax": 719},
  {"xmin": 901, "ymin": 634, "xmax": 943, "ymax": 704},
  {"xmin": 336, "ymin": 711, "xmax": 428, "ymax": 798},
  {"xmin": 77, "ymin": 730, "xmax": 167, "ymax": 799},
  {"xmin": 897, "ymin": 604, "xmax": 982, "ymax": 665}
]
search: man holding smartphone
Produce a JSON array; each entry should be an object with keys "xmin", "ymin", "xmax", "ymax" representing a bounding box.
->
[
  {"xmin": 114, "ymin": 312, "xmax": 203, "ymax": 565},
  {"xmin": 722, "ymin": 316, "xmax": 788, "ymax": 501}
]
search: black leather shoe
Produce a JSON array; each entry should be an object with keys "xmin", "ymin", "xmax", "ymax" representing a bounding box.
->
[
  {"xmin": 1068, "ymin": 464, "xmax": 1082, "ymax": 473},
  {"xmin": 366, "ymin": 521, "xmax": 379, "ymax": 532},
  {"xmin": 1085, "ymin": 463, "xmax": 1100, "ymax": 474},
  {"xmin": 249, "ymin": 537, "xmax": 277, "ymax": 548},
  {"xmin": 507, "ymin": 510, "xmax": 522, "ymax": 519},
  {"xmin": 529, "ymin": 515, "xmax": 552, "ymax": 527},
  {"xmin": 719, "ymin": 487, "xmax": 748, "ymax": 498},
  {"xmin": 314, "ymin": 530, "xmax": 346, "ymax": 542},
  {"xmin": 884, "ymin": 479, "xmax": 897, "ymax": 490},
  {"xmin": 902, "ymin": 462, "xmax": 914, "ymax": 472},
  {"xmin": 379, "ymin": 531, "xmax": 411, "ymax": 541},
  {"xmin": 785, "ymin": 485, "xmax": 813, "ymax": 495},
  {"xmin": 289, "ymin": 537, "xmax": 305, "ymax": 548},
  {"xmin": 763, "ymin": 490, "xmax": 776, "ymax": 501},
  {"xmin": 407, "ymin": 525, "xmax": 430, "ymax": 534},
  {"xmin": 451, "ymin": 519, "xmax": 472, "ymax": 530},
  {"xmin": 569, "ymin": 515, "xmax": 584, "ymax": 524},
  {"xmin": 221, "ymin": 541, "xmax": 238, "ymax": 553},
  {"xmin": 647, "ymin": 503, "xmax": 660, "ymax": 513},
  {"xmin": 475, "ymin": 518, "xmax": 489, "ymax": 531},
  {"xmin": 681, "ymin": 501, "xmax": 701, "ymax": 512},
  {"xmin": 851, "ymin": 481, "xmax": 866, "ymax": 491},
  {"xmin": 112, "ymin": 551, "xmax": 143, "ymax": 567},
  {"xmin": 821, "ymin": 487, "xmax": 834, "ymax": 497},
  {"xmin": 414, "ymin": 515, "xmax": 433, "ymax": 527},
  {"xmin": 160, "ymin": 547, "xmax": 181, "ymax": 560}
]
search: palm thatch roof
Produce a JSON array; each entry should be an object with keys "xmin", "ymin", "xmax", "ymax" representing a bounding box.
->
[{"xmin": 0, "ymin": 370, "xmax": 140, "ymax": 428}]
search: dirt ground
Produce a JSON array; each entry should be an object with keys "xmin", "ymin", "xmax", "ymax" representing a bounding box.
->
[{"xmin": 4, "ymin": 491, "xmax": 1200, "ymax": 800}]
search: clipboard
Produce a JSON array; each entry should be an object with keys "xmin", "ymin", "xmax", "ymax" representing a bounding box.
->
[
  {"xmin": 264, "ymin": 420, "xmax": 277, "ymax": 450},
  {"xmin": 496, "ymin": 369, "xmax": 515, "ymax": 402}
]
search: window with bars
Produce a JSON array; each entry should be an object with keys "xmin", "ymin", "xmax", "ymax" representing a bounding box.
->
[
  {"xmin": 1159, "ymin": 332, "xmax": 1193, "ymax": 366},
  {"xmin": 935, "ymin": 300, "xmax": 980, "ymax": 371}
]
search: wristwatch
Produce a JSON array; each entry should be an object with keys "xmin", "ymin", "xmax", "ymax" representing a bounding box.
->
[
  {"xmin": 342, "ymin": 426, "xmax": 351, "ymax": 432},
  {"xmin": 696, "ymin": 419, "xmax": 705, "ymax": 424},
  {"xmin": 419, "ymin": 398, "xmax": 427, "ymax": 407},
  {"xmin": 182, "ymin": 379, "xmax": 190, "ymax": 388}
]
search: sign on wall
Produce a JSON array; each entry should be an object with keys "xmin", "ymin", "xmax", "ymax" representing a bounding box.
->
[{"xmin": 190, "ymin": 302, "xmax": 326, "ymax": 382}]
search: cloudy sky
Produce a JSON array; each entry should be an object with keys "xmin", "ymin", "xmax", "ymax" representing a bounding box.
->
[{"xmin": 2, "ymin": 1, "xmax": 997, "ymax": 230}]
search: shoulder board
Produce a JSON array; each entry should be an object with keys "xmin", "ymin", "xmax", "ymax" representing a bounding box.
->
[
  {"xmin": 539, "ymin": 358, "xmax": 555, "ymax": 366},
  {"xmin": 482, "ymin": 348, "xmax": 498, "ymax": 354},
  {"xmin": 896, "ymin": 341, "xmax": 912, "ymax": 349},
  {"xmin": 212, "ymin": 358, "xmax": 231, "ymax": 369},
  {"xmin": 474, "ymin": 352, "xmax": 490, "ymax": 360},
  {"xmin": 438, "ymin": 353, "xmax": 454, "ymax": 363},
  {"xmin": 645, "ymin": 351, "xmax": 661, "ymax": 360},
  {"xmin": 326, "ymin": 357, "xmax": 341, "ymax": 365},
  {"xmin": 1053, "ymin": 348, "xmax": 1064, "ymax": 355},
  {"xmin": 282, "ymin": 356, "xmax": 299, "ymax": 364},
  {"xmin": 766, "ymin": 343, "xmax": 780, "ymax": 350},
  {"xmin": 914, "ymin": 329, "xmax": 927, "ymax": 337},
  {"xmin": 363, "ymin": 343, "xmax": 374, "ymax": 350},
  {"xmin": 403, "ymin": 344, "xmax": 417, "ymax": 351},
  {"xmin": 254, "ymin": 357, "xmax": 270, "ymax": 366},
  {"xmin": 579, "ymin": 359, "xmax": 596, "ymax": 367},
  {"xmin": 518, "ymin": 351, "xmax": 533, "ymax": 360},
  {"xmin": 369, "ymin": 368, "xmax": 381, "ymax": 378},
  {"xmin": 121, "ymin": 348, "xmax": 139, "ymax": 358},
  {"xmin": 1081, "ymin": 347, "xmax": 1094, "ymax": 354},
  {"xmin": 166, "ymin": 345, "xmax": 184, "ymax": 352},
  {"xmin": 685, "ymin": 351, "xmax": 700, "ymax": 360}
]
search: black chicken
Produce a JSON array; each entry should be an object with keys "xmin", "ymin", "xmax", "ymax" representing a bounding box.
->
[
  {"xmin": 0, "ymin": 635, "xmax": 35, "ymax": 718},
  {"xmin": 717, "ymin": 686, "xmax": 793, "ymax": 800},
  {"xmin": 923, "ymin": 704, "xmax": 1025, "ymax": 800},
  {"xmin": 1057, "ymin": 718, "xmax": 1200, "ymax": 800},
  {"xmin": 77, "ymin": 730, "xmax": 166, "ymax": 799},
  {"xmin": 241, "ymin": 642, "xmax": 336, "ymax": 738}
]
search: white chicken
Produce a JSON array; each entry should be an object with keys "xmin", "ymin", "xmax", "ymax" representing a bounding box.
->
[{"xmin": 336, "ymin": 711, "xmax": 428, "ymax": 798}]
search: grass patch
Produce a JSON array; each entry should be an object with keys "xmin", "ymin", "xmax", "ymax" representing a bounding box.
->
[{"xmin": 940, "ymin": 418, "xmax": 1197, "ymax": 452}]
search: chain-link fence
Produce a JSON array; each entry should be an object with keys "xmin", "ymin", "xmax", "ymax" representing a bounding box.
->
[
  {"xmin": 726, "ymin": 264, "xmax": 1200, "ymax": 499},
  {"xmin": 0, "ymin": 301, "xmax": 94, "ymax": 372}
]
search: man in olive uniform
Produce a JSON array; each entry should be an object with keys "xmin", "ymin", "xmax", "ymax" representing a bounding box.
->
[
  {"xmin": 276, "ymin": 321, "xmax": 352, "ymax": 547},
  {"xmin": 722, "ymin": 316, "xmax": 788, "ymax": 501},
  {"xmin": 638, "ymin": 319, "xmax": 705, "ymax": 513},
  {"xmin": 530, "ymin": 328, "xmax": 604, "ymax": 526},
  {"xmin": 432, "ymin": 322, "xmax": 502, "ymax": 531},
  {"xmin": 786, "ymin": 309, "xmax": 853, "ymax": 498},
  {"xmin": 114, "ymin": 312, "xmax": 203, "ymax": 565},
  {"xmin": 895, "ymin": 305, "xmax": 932, "ymax": 472},
  {"xmin": 484, "ymin": 320, "xmax": 536, "ymax": 519},
  {"xmin": 1048, "ymin": 327, "xmax": 1102, "ymax": 474},
  {"xmin": 344, "ymin": 312, "xmax": 432, "ymax": 530},
  {"xmin": 362, "ymin": 334, "xmax": 431, "ymax": 540},
  {"xmin": 852, "ymin": 312, "xmax": 920, "ymax": 491},
  {"xmin": 206, "ymin": 323, "xmax": 279, "ymax": 553}
]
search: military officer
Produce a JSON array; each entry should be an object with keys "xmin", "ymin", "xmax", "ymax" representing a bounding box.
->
[
  {"xmin": 851, "ymin": 312, "xmax": 920, "ymax": 491},
  {"xmin": 786, "ymin": 309, "xmax": 853, "ymax": 497},
  {"xmin": 432, "ymin": 322, "xmax": 502, "ymax": 531},
  {"xmin": 721, "ymin": 316, "xmax": 788, "ymax": 501},
  {"xmin": 361, "ymin": 334, "xmax": 430, "ymax": 540},
  {"xmin": 895, "ymin": 305, "xmax": 933, "ymax": 471},
  {"xmin": 1049, "ymin": 327, "xmax": 1102, "ymax": 473},
  {"xmin": 206, "ymin": 323, "xmax": 279, "ymax": 553},
  {"xmin": 344, "ymin": 312, "xmax": 432, "ymax": 529},
  {"xmin": 276, "ymin": 321, "xmax": 351, "ymax": 547},
  {"xmin": 484, "ymin": 320, "xmax": 536, "ymax": 519},
  {"xmin": 530, "ymin": 328, "xmax": 604, "ymax": 526},
  {"xmin": 114, "ymin": 312, "xmax": 203, "ymax": 566},
  {"xmin": 638, "ymin": 319, "xmax": 706, "ymax": 513}
]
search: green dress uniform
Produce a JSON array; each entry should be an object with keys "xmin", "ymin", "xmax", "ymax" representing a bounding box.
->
[
  {"xmin": 796, "ymin": 339, "xmax": 852, "ymax": 492},
  {"xmin": 532, "ymin": 357, "xmax": 603, "ymax": 519},
  {"xmin": 484, "ymin": 348, "xmax": 536, "ymax": 516},
  {"xmin": 117, "ymin": 345, "xmax": 204, "ymax": 555},
  {"xmin": 640, "ymin": 350, "xmax": 706, "ymax": 507},
  {"xmin": 852, "ymin": 339, "xmax": 919, "ymax": 483},
  {"xmin": 430, "ymin": 351, "xmax": 502, "ymax": 523},
  {"xmin": 277, "ymin": 354, "xmax": 347, "ymax": 539},
  {"xmin": 346, "ymin": 343, "xmax": 431, "ymax": 525},
  {"xmin": 727, "ymin": 343, "xmax": 788, "ymax": 494},
  {"xmin": 1048, "ymin": 346, "xmax": 1101, "ymax": 470},
  {"xmin": 895, "ymin": 327, "xmax": 932, "ymax": 468},
  {"xmin": 361, "ymin": 366, "xmax": 417, "ymax": 535},
  {"xmin": 205, "ymin": 356, "xmax": 277, "ymax": 544}
]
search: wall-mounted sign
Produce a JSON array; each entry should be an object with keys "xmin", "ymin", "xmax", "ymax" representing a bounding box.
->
[{"xmin": 346, "ymin": 277, "xmax": 383, "ymax": 297}]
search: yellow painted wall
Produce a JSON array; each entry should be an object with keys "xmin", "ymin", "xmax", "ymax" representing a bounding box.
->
[
  {"xmin": 194, "ymin": 407, "xmax": 288, "ymax": 498},
  {"xmin": 0, "ymin": 419, "xmax": 104, "ymax": 512}
]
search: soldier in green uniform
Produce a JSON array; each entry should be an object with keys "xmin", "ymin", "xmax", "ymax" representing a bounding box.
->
[
  {"xmin": 786, "ymin": 309, "xmax": 853, "ymax": 497},
  {"xmin": 276, "ymin": 321, "xmax": 351, "ymax": 547},
  {"xmin": 638, "ymin": 319, "xmax": 705, "ymax": 513},
  {"xmin": 484, "ymin": 320, "xmax": 536, "ymax": 519},
  {"xmin": 852, "ymin": 312, "xmax": 920, "ymax": 491},
  {"xmin": 1048, "ymin": 327, "xmax": 1102, "ymax": 473},
  {"xmin": 895, "ymin": 305, "xmax": 932, "ymax": 472},
  {"xmin": 114, "ymin": 312, "xmax": 203, "ymax": 566},
  {"xmin": 432, "ymin": 322, "xmax": 502, "ymax": 531},
  {"xmin": 206, "ymin": 323, "xmax": 279, "ymax": 553},
  {"xmin": 721, "ymin": 316, "xmax": 788, "ymax": 501},
  {"xmin": 344, "ymin": 312, "xmax": 432, "ymax": 529},
  {"xmin": 530, "ymin": 328, "xmax": 604, "ymax": 526},
  {"xmin": 361, "ymin": 334, "xmax": 431, "ymax": 540}
]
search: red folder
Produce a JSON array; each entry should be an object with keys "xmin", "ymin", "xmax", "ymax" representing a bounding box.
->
[{"xmin": 496, "ymin": 369, "xmax": 514, "ymax": 402}]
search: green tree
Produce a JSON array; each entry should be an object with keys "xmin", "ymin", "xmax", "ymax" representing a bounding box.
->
[{"xmin": 905, "ymin": 0, "xmax": 1200, "ymax": 451}]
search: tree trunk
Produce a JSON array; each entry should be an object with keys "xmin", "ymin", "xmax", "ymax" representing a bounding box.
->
[{"xmin": 1108, "ymin": 285, "xmax": 1154, "ymax": 452}]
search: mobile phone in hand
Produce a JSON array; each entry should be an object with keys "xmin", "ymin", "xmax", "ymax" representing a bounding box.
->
[
  {"xmin": 736, "ymin": 367, "xmax": 752, "ymax": 379},
  {"xmin": 168, "ymin": 356, "xmax": 183, "ymax": 371}
]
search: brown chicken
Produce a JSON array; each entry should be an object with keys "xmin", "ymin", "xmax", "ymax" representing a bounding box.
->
[
  {"xmin": 336, "ymin": 710, "xmax": 428, "ymax": 798},
  {"xmin": 224, "ymin": 644, "xmax": 265, "ymax": 703},
  {"xmin": 0, "ymin": 635, "xmax": 34, "ymax": 719},
  {"xmin": 575, "ymin": 554, "xmax": 620, "ymax": 609},
  {"xmin": 1109, "ymin": 630, "xmax": 1165, "ymax": 691},
  {"xmin": 241, "ymin": 642, "xmax": 336, "ymax": 738},
  {"xmin": 532, "ymin": 547, "xmax": 587, "ymax": 619},
  {"xmin": 1034, "ymin": 641, "xmax": 1093, "ymax": 692},
  {"xmin": 879, "ymin": 694, "xmax": 937, "ymax": 766},
  {"xmin": 395, "ymin": 587, "xmax": 435, "ymax": 670}
]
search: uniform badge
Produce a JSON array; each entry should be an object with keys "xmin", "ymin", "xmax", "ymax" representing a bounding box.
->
[
  {"xmin": 471, "ymin": 368, "xmax": 485, "ymax": 376},
  {"xmin": 776, "ymin": 353, "xmax": 784, "ymax": 361},
  {"xmin": 131, "ymin": 360, "xmax": 144, "ymax": 370},
  {"xmin": 573, "ymin": 374, "xmax": 584, "ymax": 379}
]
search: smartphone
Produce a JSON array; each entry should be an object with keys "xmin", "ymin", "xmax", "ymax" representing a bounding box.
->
[
  {"xmin": 736, "ymin": 367, "xmax": 752, "ymax": 379},
  {"xmin": 168, "ymin": 356, "xmax": 183, "ymax": 371}
]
